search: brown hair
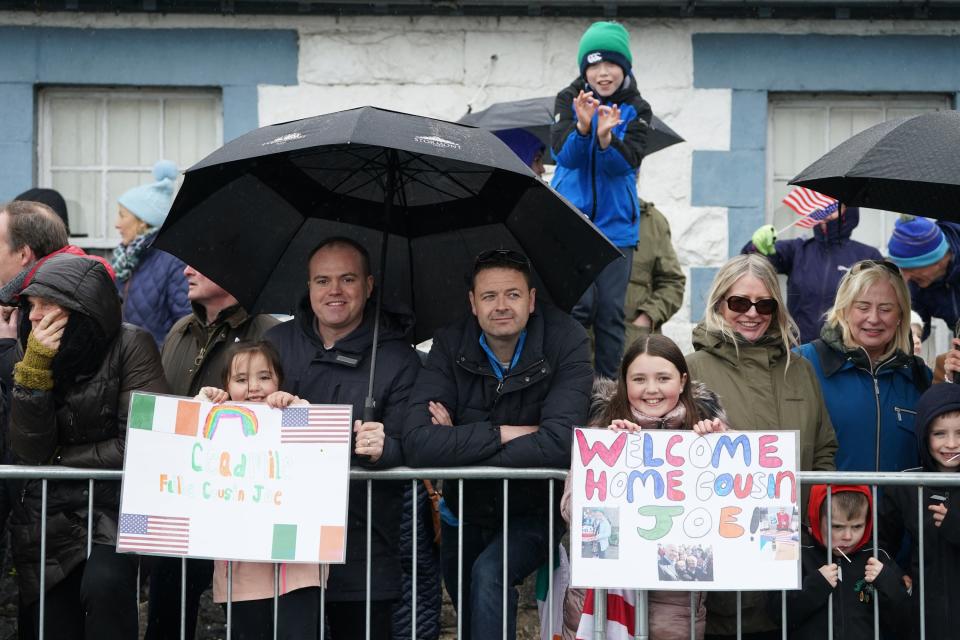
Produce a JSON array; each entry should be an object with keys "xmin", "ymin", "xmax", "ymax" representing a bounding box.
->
[
  {"xmin": 220, "ymin": 340, "xmax": 285, "ymax": 390},
  {"xmin": 819, "ymin": 490, "xmax": 869, "ymax": 523},
  {"xmin": 595, "ymin": 334, "xmax": 699, "ymax": 429},
  {"xmin": 1, "ymin": 200, "xmax": 68, "ymax": 258}
]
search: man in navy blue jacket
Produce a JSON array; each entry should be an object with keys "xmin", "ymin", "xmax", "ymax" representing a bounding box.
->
[
  {"xmin": 402, "ymin": 249, "xmax": 592, "ymax": 640},
  {"xmin": 265, "ymin": 237, "xmax": 420, "ymax": 640}
]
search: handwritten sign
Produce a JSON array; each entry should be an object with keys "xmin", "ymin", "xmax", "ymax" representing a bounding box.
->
[
  {"xmin": 117, "ymin": 392, "xmax": 352, "ymax": 563},
  {"xmin": 570, "ymin": 428, "xmax": 800, "ymax": 590}
]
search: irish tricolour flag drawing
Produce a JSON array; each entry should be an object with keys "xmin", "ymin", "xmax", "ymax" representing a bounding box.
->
[{"xmin": 119, "ymin": 392, "xmax": 352, "ymax": 563}]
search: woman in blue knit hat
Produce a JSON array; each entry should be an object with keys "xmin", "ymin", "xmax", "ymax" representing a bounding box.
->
[
  {"xmin": 550, "ymin": 20, "xmax": 653, "ymax": 379},
  {"xmin": 111, "ymin": 160, "xmax": 191, "ymax": 347}
]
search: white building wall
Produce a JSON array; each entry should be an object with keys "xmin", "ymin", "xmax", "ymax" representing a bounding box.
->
[{"xmin": 4, "ymin": 11, "xmax": 960, "ymax": 351}]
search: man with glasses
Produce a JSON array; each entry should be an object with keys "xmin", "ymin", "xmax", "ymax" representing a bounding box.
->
[{"xmin": 402, "ymin": 249, "xmax": 593, "ymax": 640}]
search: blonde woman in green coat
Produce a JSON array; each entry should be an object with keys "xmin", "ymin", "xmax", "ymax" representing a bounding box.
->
[{"xmin": 686, "ymin": 254, "xmax": 838, "ymax": 640}]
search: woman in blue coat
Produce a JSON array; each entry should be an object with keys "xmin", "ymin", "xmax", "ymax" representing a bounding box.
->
[
  {"xmin": 796, "ymin": 260, "xmax": 930, "ymax": 472},
  {"xmin": 111, "ymin": 160, "xmax": 190, "ymax": 347}
]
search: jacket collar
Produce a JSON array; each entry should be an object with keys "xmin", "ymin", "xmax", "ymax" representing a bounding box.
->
[
  {"xmin": 691, "ymin": 322, "xmax": 787, "ymax": 370},
  {"xmin": 457, "ymin": 306, "xmax": 550, "ymax": 386},
  {"xmin": 816, "ymin": 323, "xmax": 915, "ymax": 378}
]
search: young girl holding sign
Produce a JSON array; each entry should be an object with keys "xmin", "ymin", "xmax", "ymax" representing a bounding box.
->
[
  {"xmin": 561, "ymin": 334, "xmax": 727, "ymax": 640},
  {"xmin": 196, "ymin": 340, "xmax": 326, "ymax": 640}
]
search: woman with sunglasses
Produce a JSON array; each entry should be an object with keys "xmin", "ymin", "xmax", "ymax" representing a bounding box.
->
[
  {"xmin": 686, "ymin": 254, "xmax": 838, "ymax": 640},
  {"xmin": 795, "ymin": 260, "xmax": 930, "ymax": 473}
]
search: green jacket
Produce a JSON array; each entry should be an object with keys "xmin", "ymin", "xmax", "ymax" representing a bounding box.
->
[
  {"xmin": 161, "ymin": 303, "xmax": 280, "ymax": 396},
  {"xmin": 624, "ymin": 201, "xmax": 685, "ymax": 344},
  {"xmin": 685, "ymin": 323, "xmax": 838, "ymax": 636}
]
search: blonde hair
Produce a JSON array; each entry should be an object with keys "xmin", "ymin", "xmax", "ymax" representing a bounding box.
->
[
  {"xmin": 824, "ymin": 261, "xmax": 913, "ymax": 359},
  {"xmin": 703, "ymin": 254, "xmax": 799, "ymax": 367}
]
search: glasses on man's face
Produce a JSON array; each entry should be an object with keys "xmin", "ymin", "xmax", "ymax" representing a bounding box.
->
[
  {"xmin": 474, "ymin": 249, "xmax": 531, "ymax": 269},
  {"xmin": 725, "ymin": 295, "xmax": 778, "ymax": 316}
]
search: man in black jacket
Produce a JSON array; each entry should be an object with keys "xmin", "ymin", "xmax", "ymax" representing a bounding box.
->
[
  {"xmin": 402, "ymin": 249, "xmax": 593, "ymax": 640},
  {"xmin": 265, "ymin": 237, "xmax": 420, "ymax": 640}
]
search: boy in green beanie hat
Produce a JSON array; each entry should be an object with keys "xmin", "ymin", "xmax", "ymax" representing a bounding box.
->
[{"xmin": 551, "ymin": 20, "xmax": 653, "ymax": 379}]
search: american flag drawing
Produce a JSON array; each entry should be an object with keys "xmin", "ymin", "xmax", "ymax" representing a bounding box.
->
[
  {"xmin": 281, "ymin": 406, "xmax": 352, "ymax": 444},
  {"xmin": 782, "ymin": 187, "xmax": 839, "ymax": 228},
  {"xmin": 117, "ymin": 513, "xmax": 190, "ymax": 555}
]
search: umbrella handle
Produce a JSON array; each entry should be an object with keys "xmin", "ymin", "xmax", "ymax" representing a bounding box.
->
[{"xmin": 363, "ymin": 398, "xmax": 377, "ymax": 422}]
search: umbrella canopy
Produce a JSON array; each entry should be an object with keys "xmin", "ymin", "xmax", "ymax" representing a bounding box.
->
[
  {"xmin": 458, "ymin": 96, "xmax": 684, "ymax": 157},
  {"xmin": 790, "ymin": 110, "xmax": 960, "ymax": 221},
  {"xmin": 155, "ymin": 106, "xmax": 622, "ymax": 343}
]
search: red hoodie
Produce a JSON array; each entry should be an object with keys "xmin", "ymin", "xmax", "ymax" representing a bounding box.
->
[{"xmin": 806, "ymin": 484, "xmax": 873, "ymax": 553}]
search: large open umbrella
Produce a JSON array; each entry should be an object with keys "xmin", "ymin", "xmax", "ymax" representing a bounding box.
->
[
  {"xmin": 458, "ymin": 96, "xmax": 685, "ymax": 158},
  {"xmin": 790, "ymin": 110, "xmax": 960, "ymax": 221},
  {"xmin": 155, "ymin": 106, "xmax": 622, "ymax": 417}
]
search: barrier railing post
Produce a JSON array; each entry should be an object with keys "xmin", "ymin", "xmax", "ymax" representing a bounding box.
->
[
  {"xmin": 39, "ymin": 479, "xmax": 47, "ymax": 640},
  {"xmin": 87, "ymin": 479, "xmax": 94, "ymax": 559},
  {"xmin": 502, "ymin": 478, "xmax": 508, "ymax": 640},
  {"xmin": 226, "ymin": 561, "xmax": 233, "ymax": 640},
  {"xmin": 457, "ymin": 478, "xmax": 464, "ymax": 640},
  {"xmin": 548, "ymin": 479, "xmax": 554, "ymax": 640},
  {"xmin": 593, "ymin": 588, "xmax": 606, "ymax": 640},
  {"xmin": 918, "ymin": 485, "xmax": 925, "ymax": 639},
  {"xmin": 872, "ymin": 484, "xmax": 879, "ymax": 640},
  {"xmin": 412, "ymin": 479, "xmax": 418, "ymax": 640},
  {"xmin": 180, "ymin": 557, "xmax": 187, "ymax": 640},
  {"xmin": 736, "ymin": 591, "xmax": 741, "ymax": 640},
  {"xmin": 366, "ymin": 479, "xmax": 373, "ymax": 640},
  {"xmin": 827, "ymin": 486, "xmax": 833, "ymax": 640},
  {"xmin": 273, "ymin": 562, "xmax": 279, "ymax": 640}
]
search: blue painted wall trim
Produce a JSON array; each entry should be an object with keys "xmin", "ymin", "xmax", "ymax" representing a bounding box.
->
[
  {"xmin": 0, "ymin": 27, "xmax": 298, "ymax": 199},
  {"xmin": 690, "ymin": 266, "xmax": 719, "ymax": 323},
  {"xmin": 694, "ymin": 34, "xmax": 960, "ymax": 92},
  {"xmin": 688, "ymin": 32, "xmax": 960, "ymax": 312}
]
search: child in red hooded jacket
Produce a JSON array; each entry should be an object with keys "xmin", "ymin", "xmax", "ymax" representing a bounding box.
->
[{"xmin": 783, "ymin": 484, "xmax": 910, "ymax": 639}]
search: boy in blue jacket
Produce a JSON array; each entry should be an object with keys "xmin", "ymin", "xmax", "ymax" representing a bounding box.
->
[{"xmin": 551, "ymin": 20, "xmax": 652, "ymax": 378}]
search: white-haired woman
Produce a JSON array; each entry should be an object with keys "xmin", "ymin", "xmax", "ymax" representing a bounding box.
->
[
  {"xmin": 796, "ymin": 259, "xmax": 930, "ymax": 473},
  {"xmin": 685, "ymin": 254, "xmax": 837, "ymax": 640}
]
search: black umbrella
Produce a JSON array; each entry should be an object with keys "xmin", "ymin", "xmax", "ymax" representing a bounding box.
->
[
  {"xmin": 458, "ymin": 96, "xmax": 685, "ymax": 158},
  {"xmin": 155, "ymin": 106, "xmax": 622, "ymax": 417},
  {"xmin": 790, "ymin": 110, "xmax": 960, "ymax": 221}
]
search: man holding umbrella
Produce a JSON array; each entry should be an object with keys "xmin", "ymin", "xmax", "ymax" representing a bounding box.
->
[
  {"xmin": 265, "ymin": 237, "xmax": 420, "ymax": 639},
  {"xmin": 402, "ymin": 249, "xmax": 592, "ymax": 640}
]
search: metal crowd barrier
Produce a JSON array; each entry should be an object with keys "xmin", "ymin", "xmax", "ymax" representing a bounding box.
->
[{"xmin": 3, "ymin": 466, "xmax": 959, "ymax": 640}]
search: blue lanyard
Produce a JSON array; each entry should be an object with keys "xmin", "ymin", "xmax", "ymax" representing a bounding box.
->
[{"xmin": 479, "ymin": 330, "xmax": 527, "ymax": 382}]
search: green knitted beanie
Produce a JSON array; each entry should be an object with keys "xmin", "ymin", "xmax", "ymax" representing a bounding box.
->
[{"xmin": 577, "ymin": 22, "xmax": 633, "ymax": 76}]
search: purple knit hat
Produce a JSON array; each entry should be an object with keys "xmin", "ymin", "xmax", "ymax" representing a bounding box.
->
[{"xmin": 887, "ymin": 217, "xmax": 949, "ymax": 269}]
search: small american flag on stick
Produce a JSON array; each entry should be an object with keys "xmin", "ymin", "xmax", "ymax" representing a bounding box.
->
[
  {"xmin": 280, "ymin": 405, "xmax": 352, "ymax": 444},
  {"xmin": 117, "ymin": 513, "xmax": 190, "ymax": 555},
  {"xmin": 782, "ymin": 187, "xmax": 839, "ymax": 229}
]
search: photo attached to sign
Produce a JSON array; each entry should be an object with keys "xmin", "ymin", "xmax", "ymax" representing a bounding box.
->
[
  {"xmin": 570, "ymin": 429, "xmax": 800, "ymax": 591},
  {"xmin": 117, "ymin": 392, "xmax": 352, "ymax": 564},
  {"xmin": 581, "ymin": 507, "xmax": 619, "ymax": 560}
]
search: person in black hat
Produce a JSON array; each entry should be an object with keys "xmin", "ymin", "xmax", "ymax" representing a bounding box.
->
[
  {"xmin": 550, "ymin": 20, "xmax": 653, "ymax": 379},
  {"xmin": 14, "ymin": 187, "xmax": 70, "ymax": 235},
  {"xmin": 879, "ymin": 382, "xmax": 960, "ymax": 639}
]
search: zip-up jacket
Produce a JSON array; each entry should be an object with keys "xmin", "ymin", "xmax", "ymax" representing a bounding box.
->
[
  {"xmin": 551, "ymin": 76, "xmax": 652, "ymax": 248},
  {"xmin": 785, "ymin": 485, "xmax": 909, "ymax": 639},
  {"xmin": 265, "ymin": 298, "xmax": 421, "ymax": 601},
  {"xmin": 879, "ymin": 383, "xmax": 960, "ymax": 640},
  {"xmin": 796, "ymin": 324, "xmax": 929, "ymax": 472},
  {"xmin": 161, "ymin": 303, "xmax": 279, "ymax": 396},
  {"xmin": 742, "ymin": 208, "xmax": 882, "ymax": 343},
  {"xmin": 402, "ymin": 303, "xmax": 592, "ymax": 527},
  {"xmin": 911, "ymin": 221, "xmax": 960, "ymax": 339}
]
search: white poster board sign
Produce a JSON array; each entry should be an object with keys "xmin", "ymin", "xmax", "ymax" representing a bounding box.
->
[
  {"xmin": 571, "ymin": 428, "xmax": 800, "ymax": 590},
  {"xmin": 117, "ymin": 392, "xmax": 351, "ymax": 563}
]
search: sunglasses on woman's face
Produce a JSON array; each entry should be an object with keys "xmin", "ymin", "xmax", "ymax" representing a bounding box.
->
[{"xmin": 725, "ymin": 295, "xmax": 778, "ymax": 316}]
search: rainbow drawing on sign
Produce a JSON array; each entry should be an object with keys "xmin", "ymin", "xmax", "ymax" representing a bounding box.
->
[{"xmin": 203, "ymin": 405, "xmax": 259, "ymax": 440}]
